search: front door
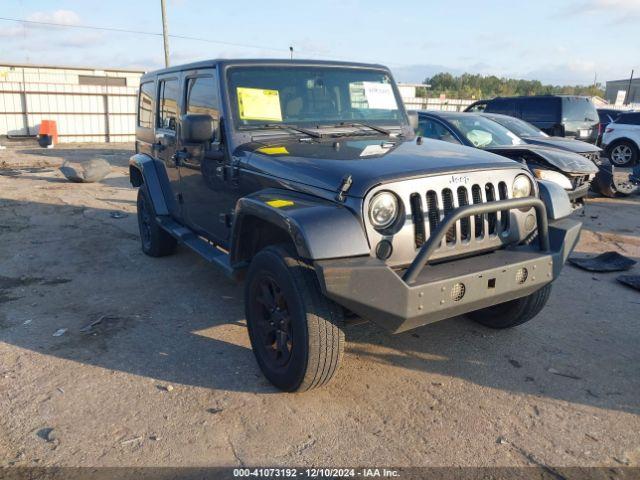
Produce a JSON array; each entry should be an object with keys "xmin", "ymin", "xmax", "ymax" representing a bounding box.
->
[
  {"xmin": 155, "ymin": 75, "xmax": 182, "ymax": 216},
  {"xmin": 178, "ymin": 70, "xmax": 236, "ymax": 246}
]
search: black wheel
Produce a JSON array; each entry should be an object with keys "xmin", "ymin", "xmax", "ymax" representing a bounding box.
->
[
  {"xmin": 466, "ymin": 283, "xmax": 552, "ymax": 329},
  {"xmin": 136, "ymin": 187, "xmax": 177, "ymax": 257},
  {"xmin": 245, "ymin": 245, "xmax": 344, "ymax": 392},
  {"xmin": 608, "ymin": 140, "xmax": 638, "ymax": 167}
]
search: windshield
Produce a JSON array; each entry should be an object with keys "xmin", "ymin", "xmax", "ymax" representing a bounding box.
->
[
  {"xmin": 227, "ymin": 66, "xmax": 404, "ymax": 128},
  {"xmin": 487, "ymin": 115, "xmax": 548, "ymax": 138},
  {"xmin": 449, "ymin": 115, "xmax": 525, "ymax": 148},
  {"xmin": 562, "ymin": 97, "xmax": 598, "ymax": 123}
]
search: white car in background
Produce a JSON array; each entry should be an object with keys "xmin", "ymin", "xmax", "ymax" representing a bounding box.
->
[{"xmin": 602, "ymin": 111, "xmax": 640, "ymax": 167}]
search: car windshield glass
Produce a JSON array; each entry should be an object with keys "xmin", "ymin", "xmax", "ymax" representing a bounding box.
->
[
  {"xmin": 562, "ymin": 97, "xmax": 598, "ymax": 123},
  {"xmin": 449, "ymin": 116, "xmax": 525, "ymax": 147},
  {"xmin": 488, "ymin": 115, "xmax": 548, "ymax": 138},
  {"xmin": 227, "ymin": 66, "xmax": 404, "ymax": 129}
]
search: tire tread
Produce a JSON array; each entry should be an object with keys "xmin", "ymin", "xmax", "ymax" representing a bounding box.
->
[{"xmin": 249, "ymin": 245, "xmax": 344, "ymax": 392}]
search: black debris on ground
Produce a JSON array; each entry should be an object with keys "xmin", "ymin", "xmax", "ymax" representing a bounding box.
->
[
  {"xmin": 568, "ymin": 251, "xmax": 637, "ymax": 272},
  {"xmin": 617, "ymin": 275, "xmax": 640, "ymax": 292}
]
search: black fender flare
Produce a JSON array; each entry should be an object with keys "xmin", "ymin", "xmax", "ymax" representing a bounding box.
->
[
  {"xmin": 537, "ymin": 179, "xmax": 572, "ymax": 220},
  {"xmin": 230, "ymin": 189, "xmax": 370, "ymax": 263},
  {"xmin": 129, "ymin": 153, "xmax": 176, "ymax": 216}
]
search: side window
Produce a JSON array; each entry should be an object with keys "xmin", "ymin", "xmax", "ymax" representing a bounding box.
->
[
  {"xmin": 521, "ymin": 98, "xmax": 558, "ymax": 122},
  {"xmin": 618, "ymin": 113, "xmax": 640, "ymax": 125},
  {"xmin": 157, "ymin": 78, "xmax": 180, "ymax": 131},
  {"xmin": 418, "ymin": 118, "xmax": 460, "ymax": 144},
  {"xmin": 486, "ymin": 99, "xmax": 516, "ymax": 116},
  {"xmin": 138, "ymin": 81, "xmax": 154, "ymax": 129}
]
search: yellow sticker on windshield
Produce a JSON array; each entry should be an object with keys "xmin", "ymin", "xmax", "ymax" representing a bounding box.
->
[
  {"xmin": 257, "ymin": 146, "xmax": 289, "ymax": 155},
  {"xmin": 237, "ymin": 87, "xmax": 282, "ymax": 122},
  {"xmin": 266, "ymin": 199, "xmax": 294, "ymax": 208}
]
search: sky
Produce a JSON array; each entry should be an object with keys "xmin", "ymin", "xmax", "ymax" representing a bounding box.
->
[{"xmin": 0, "ymin": 0, "xmax": 638, "ymax": 85}]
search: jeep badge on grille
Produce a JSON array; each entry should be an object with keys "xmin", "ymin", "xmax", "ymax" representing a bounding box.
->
[{"xmin": 450, "ymin": 175, "xmax": 470, "ymax": 184}]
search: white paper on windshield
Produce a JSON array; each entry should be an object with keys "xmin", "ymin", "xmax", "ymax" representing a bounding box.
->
[{"xmin": 362, "ymin": 82, "xmax": 397, "ymax": 110}]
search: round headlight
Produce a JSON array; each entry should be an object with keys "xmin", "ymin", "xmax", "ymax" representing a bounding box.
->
[
  {"xmin": 369, "ymin": 191, "xmax": 398, "ymax": 229},
  {"xmin": 512, "ymin": 174, "xmax": 533, "ymax": 198}
]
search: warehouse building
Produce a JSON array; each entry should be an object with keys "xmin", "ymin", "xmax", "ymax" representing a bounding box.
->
[
  {"xmin": 0, "ymin": 63, "xmax": 144, "ymax": 143},
  {"xmin": 605, "ymin": 77, "xmax": 639, "ymax": 106}
]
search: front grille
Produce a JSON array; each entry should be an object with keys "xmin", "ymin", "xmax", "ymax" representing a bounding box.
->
[
  {"xmin": 409, "ymin": 181, "xmax": 511, "ymax": 249},
  {"xmin": 571, "ymin": 175, "xmax": 590, "ymax": 189},
  {"xmin": 364, "ymin": 169, "xmax": 529, "ymax": 267}
]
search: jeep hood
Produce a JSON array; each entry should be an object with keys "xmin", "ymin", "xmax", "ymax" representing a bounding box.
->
[
  {"xmin": 521, "ymin": 136, "xmax": 602, "ymax": 154},
  {"xmin": 239, "ymin": 137, "xmax": 521, "ymax": 198},
  {"xmin": 484, "ymin": 145, "xmax": 599, "ymax": 175}
]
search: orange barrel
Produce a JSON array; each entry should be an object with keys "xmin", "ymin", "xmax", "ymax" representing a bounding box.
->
[{"xmin": 38, "ymin": 120, "xmax": 59, "ymax": 146}]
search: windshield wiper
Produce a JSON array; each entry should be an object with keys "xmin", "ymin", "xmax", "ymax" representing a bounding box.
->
[
  {"xmin": 337, "ymin": 122, "xmax": 393, "ymax": 136},
  {"xmin": 262, "ymin": 123, "xmax": 323, "ymax": 139}
]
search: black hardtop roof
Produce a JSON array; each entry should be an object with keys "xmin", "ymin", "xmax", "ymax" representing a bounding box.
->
[{"xmin": 140, "ymin": 58, "xmax": 390, "ymax": 82}]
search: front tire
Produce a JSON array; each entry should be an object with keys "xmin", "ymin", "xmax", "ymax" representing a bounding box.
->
[
  {"xmin": 136, "ymin": 187, "xmax": 177, "ymax": 257},
  {"xmin": 245, "ymin": 245, "xmax": 345, "ymax": 392},
  {"xmin": 466, "ymin": 283, "xmax": 552, "ymax": 329},
  {"xmin": 608, "ymin": 140, "xmax": 638, "ymax": 167}
]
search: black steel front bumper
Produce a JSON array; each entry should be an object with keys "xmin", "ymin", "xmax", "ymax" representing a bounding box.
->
[{"xmin": 315, "ymin": 198, "xmax": 582, "ymax": 333}]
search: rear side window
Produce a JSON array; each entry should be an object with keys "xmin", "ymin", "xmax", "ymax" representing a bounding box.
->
[
  {"xmin": 157, "ymin": 78, "xmax": 180, "ymax": 131},
  {"xmin": 616, "ymin": 112, "xmax": 640, "ymax": 125},
  {"xmin": 520, "ymin": 98, "xmax": 559, "ymax": 122},
  {"xmin": 466, "ymin": 102, "xmax": 487, "ymax": 112},
  {"xmin": 138, "ymin": 81, "xmax": 154, "ymax": 129},
  {"xmin": 562, "ymin": 97, "xmax": 598, "ymax": 123}
]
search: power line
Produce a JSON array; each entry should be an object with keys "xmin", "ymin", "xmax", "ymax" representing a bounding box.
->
[
  {"xmin": 0, "ymin": 16, "xmax": 291, "ymax": 54},
  {"xmin": 0, "ymin": 15, "xmax": 403, "ymax": 67}
]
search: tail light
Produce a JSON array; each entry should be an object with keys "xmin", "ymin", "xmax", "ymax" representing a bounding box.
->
[
  {"xmin": 598, "ymin": 123, "xmax": 603, "ymax": 135},
  {"xmin": 605, "ymin": 127, "xmax": 615, "ymax": 133}
]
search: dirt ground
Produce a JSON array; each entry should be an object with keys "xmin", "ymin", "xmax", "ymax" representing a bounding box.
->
[{"xmin": 0, "ymin": 143, "xmax": 639, "ymax": 469}]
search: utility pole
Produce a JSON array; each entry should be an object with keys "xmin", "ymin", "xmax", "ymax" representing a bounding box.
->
[
  {"xmin": 289, "ymin": 46, "xmax": 293, "ymax": 60},
  {"xmin": 625, "ymin": 69, "xmax": 634, "ymax": 105},
  {"xmin": 160, "ymin": 0, "xmax": 170, "ymax": 67}
]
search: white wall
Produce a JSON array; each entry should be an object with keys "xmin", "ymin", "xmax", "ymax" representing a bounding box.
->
[{"xmin": 0, "ymin": 65, "xmax": 142, "ymax": 143}]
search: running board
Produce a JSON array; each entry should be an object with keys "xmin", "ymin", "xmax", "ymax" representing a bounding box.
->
[{"xmin": 156, "ymin": 216, "xmax": 235, "ymax": 278}]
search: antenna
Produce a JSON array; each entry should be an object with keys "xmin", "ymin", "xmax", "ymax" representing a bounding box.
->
[{"xmin": 289, "ymin": 46, "xmax": 293, "ymax": 60}]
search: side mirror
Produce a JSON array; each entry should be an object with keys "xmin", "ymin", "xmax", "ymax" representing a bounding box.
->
[
  {"xmin": 407, "ymin": 111, "xmax": 419, "ymax": 132},
  {"xmin": 181, "ymin": 114, "xmax": 217, "ymax": 143}
]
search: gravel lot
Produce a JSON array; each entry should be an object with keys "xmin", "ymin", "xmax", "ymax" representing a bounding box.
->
[{"xmin": 0, "ymin": 143, "xmax": 639, "ymax": 470}]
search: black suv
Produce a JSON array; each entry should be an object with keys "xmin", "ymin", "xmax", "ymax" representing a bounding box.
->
[
  {"xmin": 130, "ymin": 59, "xmax": 581, "ymax": 392},
  {"xmin": 466, "ymin": 95, "xmax": 600, "ymax": 144}
]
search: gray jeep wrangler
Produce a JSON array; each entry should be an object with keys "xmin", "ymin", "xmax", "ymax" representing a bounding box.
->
[{"xmin": 130, "ymin": 59, "xmax": 581, "ymax": 392}]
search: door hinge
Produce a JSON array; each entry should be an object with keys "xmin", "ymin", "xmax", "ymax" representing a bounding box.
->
[{"xmin": 231, "ymin": 157, "xmax": 241, "ymax": 186}]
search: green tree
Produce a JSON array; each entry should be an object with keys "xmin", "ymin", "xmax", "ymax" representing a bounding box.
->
[{"xmin": 423, "ymin": 73, "xmax": 604, "ymax": 99}]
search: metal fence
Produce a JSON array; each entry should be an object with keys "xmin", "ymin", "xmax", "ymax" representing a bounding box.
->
[{"xmin": 402, "ymin": 96, "xmax": 475, "ymax": 112}]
